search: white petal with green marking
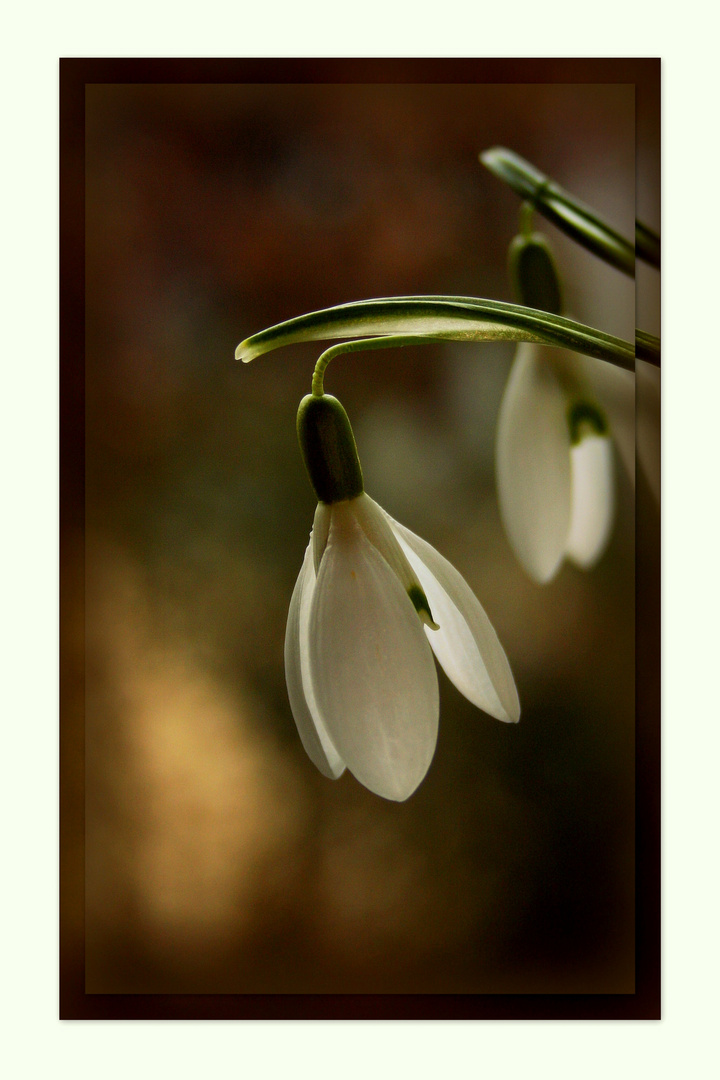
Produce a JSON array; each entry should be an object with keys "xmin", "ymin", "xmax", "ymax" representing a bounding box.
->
[
  {"xmin": 575, "ymin": 353, "xmax": 635, "ymax": 486},
  {"xmin": 566, "ymin": 434, "xmax": 614, "ymax": 568},
  {"xmin": 389, "ymin": 517, "xmax": 520, "ymax": 724},
  {"xmin": 352, "ymin": 493, "xmax": 437, "ymax": 628}
]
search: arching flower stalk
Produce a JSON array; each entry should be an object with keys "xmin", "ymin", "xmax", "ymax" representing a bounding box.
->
[{"xmin": 287, "ymin": 390, "xmax": 519, "ymax": 802}]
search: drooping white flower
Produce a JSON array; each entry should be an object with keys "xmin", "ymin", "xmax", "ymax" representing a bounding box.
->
[
  {"xmin": 286, "ymin": 393, "xmax": 519, "ymax": 802},
  {"xmin": 496, "ymin": 342, "xmax": 627, "ymax": 584},
  {"xmin": 497, "ymin": 227, "xmax": 638, "ymax": 584}
]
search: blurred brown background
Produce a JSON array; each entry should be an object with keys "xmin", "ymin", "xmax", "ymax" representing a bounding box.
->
[{"xmin": 79, "ymin": 79, "xmax": 637, "ymax": 995}]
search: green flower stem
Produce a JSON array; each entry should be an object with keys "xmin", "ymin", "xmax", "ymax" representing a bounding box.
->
[
  {"xmin": 520, "ymin": 201, "xmax": 535, "ymax": 237},
  {"xmin": 236, "ymin": 296, "xmax": 640, "ymax": 372},
  {"xmin": 481, "ymin": 146, "xmax": 660, "ymax": 275},
  {"xmin": 312, "ymin": 334, "xmax": 453, "ymax": 395}
]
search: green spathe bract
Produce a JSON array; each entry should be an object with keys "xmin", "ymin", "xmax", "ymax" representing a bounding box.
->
[
  {"xmin": 508, "ymin": 233, "xmax": 563, "ymax": 316},
  {"xmin": 297, "ymin": 393, "xmax": 364, "ymax": 505},
  {"xmin": 235, "ymin": 297, "xmax": 640, "ymax": 372}
]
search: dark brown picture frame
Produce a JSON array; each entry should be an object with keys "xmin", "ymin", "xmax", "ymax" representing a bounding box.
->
[{"xmin": 60, "ymin": 56, "xmax": 660, "ymax": 1020}]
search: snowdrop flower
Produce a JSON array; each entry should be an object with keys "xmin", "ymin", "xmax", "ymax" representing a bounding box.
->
[
  {"xmin": 496, "ymin": 343, "xmax": 620, "ymax": 584},
  {"xmin": 286, "ymin": 391, "xmax": 519, "ymax": 801},
  {"xmin": 496, "ymin": 231, "xmax": 631, "ymax": 584}
]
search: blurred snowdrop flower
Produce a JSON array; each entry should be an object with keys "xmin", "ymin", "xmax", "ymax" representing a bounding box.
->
[
  {"xmin": 497, "ymin": 229, "xmax": 634, "ymax": 584},
  {"xmin": 496, "ymin": 343, "xmax": 625, "ymax": 584},
  {"xmin": 287, "ymin": 392, "xmax": 519, "ymax": 802}
]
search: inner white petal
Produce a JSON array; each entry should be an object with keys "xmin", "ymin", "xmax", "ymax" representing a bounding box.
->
[
  {"xmin": 390, "ymin": 518, "xmax": 520, "ymax": 724},
  {"xmin": 574, "ymin": 353, "xmax": 635, "ymax": 487},
  {"xmin": 565, "ymin": 434, "xmax": 615, "ymax": 568},
  {"xmin": 312, "ymin": 501, "xmax": 332, "ymax": 573},
  {"xmin": 351, "ymin": 493, "xmax": 435, "ymax": 625}
]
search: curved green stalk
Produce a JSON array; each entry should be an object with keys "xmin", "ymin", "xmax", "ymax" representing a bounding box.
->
[
  {"xmin": 481, "ymin": 147, "xmax": 660, "ymax": 275},
  {"xmin": 312, "ymin": 334, "xmax": 458, "ymax": 395},
  {"xmin": 236, "ymin": 296, "xmax": 639, "ymax": 372}
]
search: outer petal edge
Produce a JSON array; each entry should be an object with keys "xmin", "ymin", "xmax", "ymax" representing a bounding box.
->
[
  {"xmin": 389, "ymin": 517, "xmax": 520, "ymax": 724},
  {"xmin": 284, "ymin": 538, "xmax": 345, "ymax": 779}
]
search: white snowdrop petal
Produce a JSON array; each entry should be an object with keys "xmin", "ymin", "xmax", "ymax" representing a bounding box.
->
[
  {"xmin": 565, "ymin": 435, "xmax": 615, "ymax": 568},
  {"xmin": 390, "ymin": 518, "xmax": 520, "ymax": 724},
  {"xmin": 284, "ymin": 538, "xmax": 345, "ymax": 779},
  {"xmin": 309, "ymin": 501, "xmax": 439, "ymax": 801},
  {"xmin": 496, "ymin": 343, "xmax": 572, "ymax": 583},
  {"xmin": 576, "ymin": 353, "xmax": 635, "ymax": 486},
  {"xmin": 352, "ymin": 492, "xmax": 436, "ymax": 626},
  {"xmin": 312, "ymin": 501, "xmax": 332, "ymax": 573}
]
